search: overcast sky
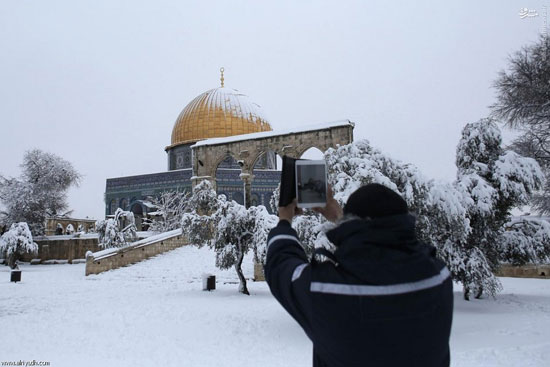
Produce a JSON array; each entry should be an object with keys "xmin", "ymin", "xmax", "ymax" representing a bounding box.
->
[{"xmin": 0, "ymin": 0, "xmax": 547, "ymax": 220}]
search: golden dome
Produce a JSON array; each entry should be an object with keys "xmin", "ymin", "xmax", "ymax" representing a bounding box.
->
[{"xmin": 169, "ymin": 86, "xmax": 272, "ymax": 148}]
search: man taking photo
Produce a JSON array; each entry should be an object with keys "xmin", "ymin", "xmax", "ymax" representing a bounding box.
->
[{"xmin": 265, "ymin": 183, "xmax": 453, "ymax": 367}]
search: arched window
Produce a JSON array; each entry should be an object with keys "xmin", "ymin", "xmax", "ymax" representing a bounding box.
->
[{"xmin": 120, "ymin": 198, "xmax": 128, "ymax": 211}]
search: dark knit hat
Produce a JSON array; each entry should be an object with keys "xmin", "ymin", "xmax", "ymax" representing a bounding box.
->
[{"xmin": 343, "ymin": 183, "xmax": 408, "ymax": 219}]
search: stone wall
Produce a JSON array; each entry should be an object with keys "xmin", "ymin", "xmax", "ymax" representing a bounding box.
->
[
  {"xmin": 21, "ymin": 236, "xmax": 101, "ymax": 263},
  {"xmin": 85, "ymin": 231, "xmax": 187, "ymax": 276},
  {"xmin": 497, "ymin": 264, "xmax": 550, "ymax": 279},
  {"xmin": 254, "ymin": 263, "xmax": 265, "ymax": 281}
]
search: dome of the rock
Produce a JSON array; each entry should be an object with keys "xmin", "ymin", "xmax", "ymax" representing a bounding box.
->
[{"xmin": 169, "ymin": 86, "xmax": 272, "ymax": 148}]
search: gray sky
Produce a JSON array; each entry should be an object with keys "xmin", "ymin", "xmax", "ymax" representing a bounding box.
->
[{"xmin": 0, "ymin": 0, "xmax": 547, "ymax": 220}]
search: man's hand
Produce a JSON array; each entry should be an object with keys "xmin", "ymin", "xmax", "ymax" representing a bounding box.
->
[
  {"xmin": 278, "ymin": 199, "xmax": 303, "ymax": 223},
  {"xmin": 313, "ymin": 186, "xmax": 343, "ymax": 223}
]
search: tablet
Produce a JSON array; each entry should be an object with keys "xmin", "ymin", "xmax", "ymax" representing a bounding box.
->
[
  {"xmin": 295, "ymin": 160, "xmax": 327, "ymax": 208},
  {"xmin": 278, "ymin": 156, "xmax": 299, "ymax": 208}
]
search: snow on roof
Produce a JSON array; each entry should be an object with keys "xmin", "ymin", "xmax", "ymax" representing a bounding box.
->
[
  {"xmin": 192, "ymin": 119, "xmax": 354, "ymax": 148},
  {"xmin": 92, "ymin": 228, "xmax": 183, "ymax": 260},
  {"xmin": 195, "ymin": 87, "xmax": 269, "ymax": 123}
]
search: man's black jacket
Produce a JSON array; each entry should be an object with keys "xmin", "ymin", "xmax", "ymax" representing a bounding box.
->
[{"xmin": 264, "ymin": 214, "xmax": 453, "ymax": 367}]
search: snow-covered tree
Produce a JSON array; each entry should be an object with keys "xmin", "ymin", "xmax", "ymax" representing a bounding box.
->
[
  {"xmin": 324, "ymin": 140, "xmax": 491, "ymax": 297},
  {"xmin": 0, "ymin": 149, "xmax": 81, "ymax": 235},
  {"xmin": 268, "ymin": 185, "xmax": 332, "ymax": 260},
  {"xmin": 499, "ymin": 218, "xmax": 550, "ymax": 266},
  {"xmin": 147, "ymin": 190, "xmax": 189, "ymax": 233},
  {"xmin": 96, "ymin": 208, "xmax": 137, "ymax": 248},
  {"xmin": 456, "ymin": 119, "xmax": 543, "ymax": 298},
  {"xmin": 182, "ymin": 180, "xmax": 278, "ymax": 294},
  {"xmin": 249, "ymin": 205, "xmax": 278, "ymax": 265},
  {"xmin": 269, "ymin": 184, "xmax": 281, "ymax": 214},
  {"xmin": 187, "ymin": 180, "xmax": 221, "ymax": 215},
  {"xmin": 491, "ymin": 36, "xmax": 550, "ymax": 214},
  {"xmin": 0, "ymin": 222, "xmax": 37, "ymax": 269},
  {"xmin": 212, "ymin": 199, "xmax": 256, "ymax": 295},
  {"xmin": 181, "ymin": 181, "xmax": 222, "ymax": 247}
]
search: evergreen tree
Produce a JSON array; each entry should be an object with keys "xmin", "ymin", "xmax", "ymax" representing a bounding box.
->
[
  {"xmin": 456, "ymin": 119, "xmax": 543, "ymax": 298},
  {"xmin": 324, "ymin": 139, "xmax": 503, "ymax": 299},
  {"xmin": 491, "ymin": 35, "xmax": 550, "ymax": 214}
]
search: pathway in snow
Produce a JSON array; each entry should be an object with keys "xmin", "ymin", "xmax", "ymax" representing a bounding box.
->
[{"xmin": 1, "ymin": 246, "xmax": 549, "ymax": 366}]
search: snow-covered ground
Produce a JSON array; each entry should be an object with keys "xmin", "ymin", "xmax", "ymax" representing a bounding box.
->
[{"xmin": 1, "ymin": 246, "xmax": 549, "ymax": 367}]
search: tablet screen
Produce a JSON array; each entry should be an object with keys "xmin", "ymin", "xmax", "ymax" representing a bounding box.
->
[{"xmin": 296, "ymin": 160, "xmax": 327, "ymax": 208}]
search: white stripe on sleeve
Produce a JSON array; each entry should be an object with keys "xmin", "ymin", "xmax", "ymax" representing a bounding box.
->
[
  {"xmin": 291, "ymin": 263, "xmax": 308, "ymax": 282},
  {"xmin": 267, "ymin": 234, "xmax": 301, "ymax": 252},
  {"xmin": 310, "ymin": 267, "xmax": 451, "ymax": 296}
]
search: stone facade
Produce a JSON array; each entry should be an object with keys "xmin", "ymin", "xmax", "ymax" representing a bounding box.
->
[{"xmin": 85, "ymin": 231, "xmax": 188, "ymax": 276}]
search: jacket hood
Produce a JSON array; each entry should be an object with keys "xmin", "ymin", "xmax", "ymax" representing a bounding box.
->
[{"xmin": 325, "ymin": 214, "xmax": 442, "ymax": 285}]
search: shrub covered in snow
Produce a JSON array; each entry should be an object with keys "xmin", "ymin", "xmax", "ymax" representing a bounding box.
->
[
  {"xmin": 0, "ymin": 222, "xmax": 37, "ymax": 269},
  {"xmin": 96, "ymin": 209, "xmax": 137, "ymax": 248},
  {"xmin": 499, "ymin": 218, "xmax": 550, "ymax": 266},
  {"xmin": 249, "ymin": 205, "xmax": 279, "ymax": 266},
  {"xmin": 147, "ymin": 190, "xmax": 190, "ymax": 233}
]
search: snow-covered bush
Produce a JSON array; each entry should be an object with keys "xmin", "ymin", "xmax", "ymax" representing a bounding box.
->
[
  {"xmin": 0, "ymin": 222, "xmax": 37, "ymax": 269},
  {"xmin": 249, "ymin": 205, "xmax": 278, "ymax": 265},
  {"xmin": 499, "ymin": 218, "xmax": 550, "ymax": 265},
  {"xmin": 147, "ymin": 190, "xmax": 189, "ymax": 233},
  {"xmin": 181, "ymin": 181, "xmax": 223, "ymax": 247},
  {"xmin": 269, "ymin": 184, "xmax": 280, "ymax": 214},
  {"xmin": 187, "ymin": 180, "xmax": 221, "ymax": 215},
  {"xmin": 292, "ymin": 213, "xmax": 334, "ymax": 257},
  {"xmin": 95, "ymin": 219, "xmax": 123, "ymax": 248},
  {"xmin": 96, "ymin": 209, "xmax": 137, "ymax": 248}
]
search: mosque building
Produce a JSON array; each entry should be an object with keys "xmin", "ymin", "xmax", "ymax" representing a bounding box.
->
[{"xmin": 104, "ymin": 69, "xmax": 281, "ymax": 229}]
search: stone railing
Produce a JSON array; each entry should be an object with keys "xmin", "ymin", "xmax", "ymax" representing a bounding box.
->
[{"xmin": 85, "ymin": 229, "xmax": 187, "ymax": 276}]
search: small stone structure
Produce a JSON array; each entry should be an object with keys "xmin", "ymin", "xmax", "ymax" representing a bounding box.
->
[
  {"xmin": 21, "ymin": 235, "xmax": 101, "ymax": 264},
  {"xmin": 497, "ymin": 264, "xmax": 550, "ymax": 279},
  {"xmin": 85, "ymin": 229, "xmax": 187, "ymax": 276},
  {"xmin": 45, "ymin": 217, "xmax": 96, "ymax": 235}
]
